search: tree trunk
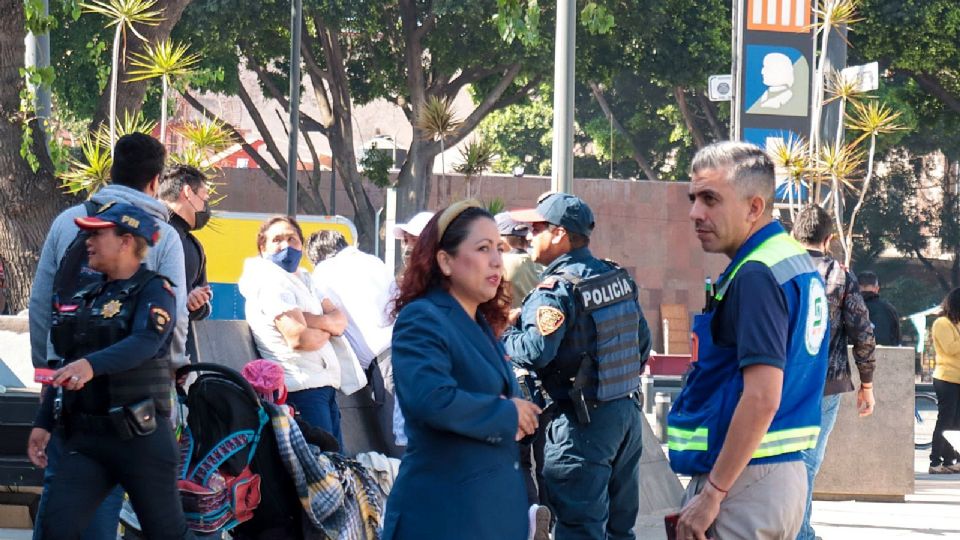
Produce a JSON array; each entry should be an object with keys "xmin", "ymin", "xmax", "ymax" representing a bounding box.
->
[
  {"xmin": 589, "ymin": 81, "xmax": 659, "ymax": 181},
  {"xmin": 0, "ymin": 0, "xmax": 74, "ymax": 312},
  {"xmin": 395, "ymin": 139, "xmax": 437, "ymax": 221},
  {"xmin": 674, "ymin": 86, "xmax": 706, "ymax": 149},
  {"xmin": 89, "ymin": 0, "xmax": 193, "ymax": 131}
]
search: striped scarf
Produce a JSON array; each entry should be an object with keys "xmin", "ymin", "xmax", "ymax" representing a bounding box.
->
[{"xmin": 266, "ymin": 402, "xmax": 384, "ymax": 539}]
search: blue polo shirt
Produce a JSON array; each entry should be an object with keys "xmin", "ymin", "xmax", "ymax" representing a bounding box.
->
[{"xmin": 712, "ymin": 221, "xmax": 795, "ymax": 371}]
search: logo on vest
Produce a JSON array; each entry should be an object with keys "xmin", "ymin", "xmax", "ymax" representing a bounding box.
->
[
  {"xmin": 805, "ymin": 279, "xmax": 827, "ymax": 355},
  {"xmin": 580, "ymin": 276, "xmax": 633, "ymax": 311}
]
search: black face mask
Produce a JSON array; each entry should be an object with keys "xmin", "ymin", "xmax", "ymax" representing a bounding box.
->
[
  {"xmin": 186, "ymin": 191, "xmax": 211, "ymax": 231},
  {"xmin": 192, "ymin": 200, "xmax": 211, "ymax": 231}
]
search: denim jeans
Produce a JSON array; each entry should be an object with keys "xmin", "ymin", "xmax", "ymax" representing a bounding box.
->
[
  {"xmin": 796, "ymin": 393, "xmax": 842, "ymax": 540},
  {"xmin": 33, "ymin": 430, "xmax": 124, "ymax": 540},
  {"xmin": 287, "ymin": 386, "xmax": 343, "ymax": 449}
]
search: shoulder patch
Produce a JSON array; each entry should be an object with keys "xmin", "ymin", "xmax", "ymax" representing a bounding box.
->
[
  {"xmin": 538, "ymin": 278, "xmax": 559, "ymax": 290},
  {"xmin": 150, "ymin": 306, "xmax": 171, "ymax": 334},
  {"xmin": 536, "ymin": 306, "xmax": 565, "ymax": 336}
]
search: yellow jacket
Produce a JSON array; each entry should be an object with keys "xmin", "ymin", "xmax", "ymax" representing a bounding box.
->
[{"xmin": 931, "ymin": 316, "xmax": 960, "ymax": 384}]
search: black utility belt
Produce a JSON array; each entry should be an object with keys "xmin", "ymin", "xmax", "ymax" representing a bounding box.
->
[
  {"xmin": 64, "ymin": 398, "xmax": 159, "ymax": 440},
  {"xmin": 562, "ymin": 390, "xmax": 641, "ymax": 410}
]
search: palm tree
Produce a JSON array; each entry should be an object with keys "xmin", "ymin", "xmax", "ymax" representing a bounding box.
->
[
  {"xmin": 843, "ymin": 100, "xmax": 903, "ymax": 266},
  {"xmin": 126, "ymin": 38, "xmax": 200, "ymax": 144},
  {"xmin": 170, "ymin": 119, "xmax": 236, "ymax": 174},
  {"xmin": 455, "ymin": 138, "xmax": 496, "ymax": 198},
  {"xmin": 416, "ymin": 96, "xmax": 461, "ymax": 205},
  {"xmin": 809, "ymin": 0, "xmax": 861, "ymax": 163},
  {"xmin": 80, "ymin": 0, "xmax": 164, "ymax": 153}
]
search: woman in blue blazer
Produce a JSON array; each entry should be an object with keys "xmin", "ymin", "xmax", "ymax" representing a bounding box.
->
[{"xmin": 384, "ymin": 200, "xmax": 542, "ymax": 540}]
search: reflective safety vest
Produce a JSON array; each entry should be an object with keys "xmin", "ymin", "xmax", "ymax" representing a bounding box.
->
[
  {"xmin": 562, "ymin": 265, "xmax": 643, "ymax": 401},
  {"xmin": 667, "ymin": 231, "xmax": 828, "ymax": 475}
]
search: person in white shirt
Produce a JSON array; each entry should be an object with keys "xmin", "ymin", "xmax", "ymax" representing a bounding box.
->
[
  {"xmin": 307, "ymin": 230, "xmax": 404, "ymax": 456},
  {"xmin": 238, "ymin": 216, "xmax": 348, "ymax": 447},
  {"xmin": 393, "ymin": 211, "xmax": 434, "ymax": 271}
]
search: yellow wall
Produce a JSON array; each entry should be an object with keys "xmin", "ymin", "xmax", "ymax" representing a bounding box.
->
[{"xmin": 194, "ymin": 211, "xmax": 357, "ymax": 284}]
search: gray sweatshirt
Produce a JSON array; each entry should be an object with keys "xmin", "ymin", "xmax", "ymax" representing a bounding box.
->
[{"xmin": 29, "ymin": 184, "xmax": 189, "ymax": 368}]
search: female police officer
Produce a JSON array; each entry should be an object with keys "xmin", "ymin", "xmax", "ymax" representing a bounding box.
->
[{"xmin": 27, "ymin": 203, "xmax": 194, "ymax": 540}]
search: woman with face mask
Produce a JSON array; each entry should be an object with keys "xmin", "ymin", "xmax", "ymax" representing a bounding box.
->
[{"xmin": 238, "ymin": 216, "xmax": 349, "ymax": 447}]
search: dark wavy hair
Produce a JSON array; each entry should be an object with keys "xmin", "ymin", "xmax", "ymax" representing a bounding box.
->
[
  {"xmin": 941, "ymin": 288, "xmax": 960, "ymax": 324},
  {"xmin": 392, "ymin": 206, "xmax": 511, "ymax": 335},
  {"xmin": 256, "ymin": 216, "xmax": 304, "ymax": 254}
]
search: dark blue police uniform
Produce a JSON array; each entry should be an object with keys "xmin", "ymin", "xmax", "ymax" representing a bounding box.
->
[
  {"xmin": 503, "ymin": 194, "xmax": 652, "ymax": 540},
  {"xmin": 32, "ymin": 204, "xmax": 194, "ymax": 540}
]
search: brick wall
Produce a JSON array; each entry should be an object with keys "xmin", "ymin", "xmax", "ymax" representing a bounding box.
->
[{"xmin": 215, "ymin": 169, "xmax": 728, "ymax": 351}]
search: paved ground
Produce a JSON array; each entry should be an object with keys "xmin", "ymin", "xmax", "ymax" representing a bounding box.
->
[
  {"xmin": 636, "ymin": 448, "xmax": 960, "ymax": 540},
  {"xmin": 2, "ymin": 450, "xmax": 957, "ymax": 539}
]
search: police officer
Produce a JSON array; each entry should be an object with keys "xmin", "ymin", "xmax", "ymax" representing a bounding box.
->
[
  {"xmin": 26, "ymin": 203, "xmax": 194, "ymax": 540},
  {"xmin": 503, "ymin": 193, "xmax": 652, "ymax": 540}
]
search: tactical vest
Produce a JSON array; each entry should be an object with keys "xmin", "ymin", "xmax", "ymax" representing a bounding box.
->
[
  {"xmin": 557, "ymin": 263, "xmax": 644, "ymax": 401},
  {"xmin": 667, "ymin": 231, "xmax": 828, "ymax": 475},
  {"xmin": 50, "ymin": 268, "xmax": 173, "ymax": 415}
]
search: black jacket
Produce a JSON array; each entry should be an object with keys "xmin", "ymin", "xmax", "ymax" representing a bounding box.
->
[
  {"xmin": 862, "ymin": 291, "xmax": 901, "ymax": 346},
  {"xmin": 169, "ymin": 212, "xmax": 210, "ymax": 321}
]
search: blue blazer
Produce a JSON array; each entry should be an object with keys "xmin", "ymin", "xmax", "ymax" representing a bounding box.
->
[{"xmin": 382, "ymin": 288, "xmax": 528, "ymax": 540}]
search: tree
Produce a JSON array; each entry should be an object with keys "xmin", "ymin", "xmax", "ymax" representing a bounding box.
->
[
  {"xmin": 0, "ymin": 0, "xmax": 193, "ymax": 312},
  {"xmin": 0, "ymin": 0, "xmax": 65, "ymax": 312},
  {"xmin": 126, "ymin": 38, "xmax": 200, "ymax": 144}
]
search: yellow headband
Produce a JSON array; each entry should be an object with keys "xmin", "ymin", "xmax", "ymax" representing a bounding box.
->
[{"xmin": 437, "ymin": 199, "xmax": 483, "ymax": 241}]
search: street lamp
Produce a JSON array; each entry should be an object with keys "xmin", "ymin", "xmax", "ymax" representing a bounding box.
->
[{"xmin": 286, "ymin": 0, "xmax": 302, "ymax": 216}]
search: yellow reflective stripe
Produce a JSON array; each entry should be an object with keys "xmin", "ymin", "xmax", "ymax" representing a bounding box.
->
[
  {"xmin": 715, "ymin": 233, "xmax": 808, "ymax": 301},
  {"xmin": 751, "ymin": 426, "xmax": 821, "ymax": 458},
  {"xmin": 667, "ymin": 426, "xmax": 709, "ymax": 452},
  {"xmin": 668, "ymin": 425, "xmax": 820, "ymax": 457}
]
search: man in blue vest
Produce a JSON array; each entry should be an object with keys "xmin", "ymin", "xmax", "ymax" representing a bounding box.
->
[
  {"xmin": 670, "ymin": 142, "xmax": 828, "ymax": 540},
  {"xmin": 504, "ymin": 193, "xmax": 652, "ymax": 540}
]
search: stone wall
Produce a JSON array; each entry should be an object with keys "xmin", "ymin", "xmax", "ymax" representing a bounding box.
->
[{"xmin": 216, "ymin": 169, "xmax": 728, "ymax": 350}]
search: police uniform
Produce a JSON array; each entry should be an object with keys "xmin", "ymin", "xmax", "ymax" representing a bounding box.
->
[
  {"xmin": 503, "ymin": 194, "xmax": 652, "ymax": 540},
  {"xmin": 32, "ymin": 204, "xmax": 194, "ymax": 540},
  {"xmin": 667, "ymin": 222, "xmax": 828, "ymax": 538}
]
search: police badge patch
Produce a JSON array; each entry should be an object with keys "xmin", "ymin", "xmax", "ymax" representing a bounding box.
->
[
  {"xmin": 536, "ymin": 306, "xmax": 565, "ymax": 335},
  {"xmin": 101, "ymin": 299, "xmax": 122, "ymax": 318},
  {"xmin": 150, "ymin": 306, "xmax": 171, "ymax": 333}
]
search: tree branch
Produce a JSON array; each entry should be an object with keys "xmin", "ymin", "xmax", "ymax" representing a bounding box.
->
[
  {"xmin": 236, "ymin": 81, "xmax": 289, "ymax": 174},
  {"xmin": 180, "ymin": 91, "xmax": 286, "ymax": 188},
  {"xmin": 908, "ymin": 71, "xmax": 960, "ymax": 116},
  {"xmin": 697, "ymin": 93, "xmax": 725, "ymax": 141},
  {"xmin": 442, "ymin": 64, "xmax": 512, "ymax": 100},
  {"xmin": 914, "ymin": 246, "xmax": 952, "ymax": 293},
  {"xmin": 674, "ymin": 86, "xmax": 706, "ymax": 149},
  {"xmin": 444, "ymin": 64, "xmax": 523, "ymax": 145},
  {"xmin": 590, "ymin": 81, "xmax": 660, "ymax": 181}
]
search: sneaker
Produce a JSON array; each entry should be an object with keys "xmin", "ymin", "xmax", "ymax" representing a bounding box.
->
[
  {"xmin": 929, "ymin": 464, "xmax": 953, "ymax": 474},
  {"xmin": 528, "ymin": 504, "xmax": 552, "ymax": 540},
  {"xmin": 946, "ymin": 463, "xmax": 960, "ymax": 473}
]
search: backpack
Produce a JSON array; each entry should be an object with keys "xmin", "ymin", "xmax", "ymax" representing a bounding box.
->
[{"xmin": 51, "ymin": 200, "xmax": 109, "ymax": 307}]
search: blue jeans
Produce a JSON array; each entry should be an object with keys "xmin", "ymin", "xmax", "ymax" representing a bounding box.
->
[
  {"xmin": 796, "ymin": 393, "xmax": 842, "ymax": 540},
  {"xmin": 33, "ymin": 431, "xmax": 124, "ymax": 540},
  {"xmin": 287, "ymin": 386, "xmax": 342, "ymax": 449},
  {"xmin": 544, "ymin": 397, "xmax": 644, "ymax": 540}
]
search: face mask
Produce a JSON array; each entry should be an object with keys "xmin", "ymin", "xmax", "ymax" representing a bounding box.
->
[
  {"xmin": 192, "ymin": 200, "xmax": 211, "ymax": 231},
  {"xmin": 266, "ymin": 246, "xmax": 302, "ymax": 273},
  {"xmin": 186, "ymin": 190, "xmax": 211, "ymax": 231}
]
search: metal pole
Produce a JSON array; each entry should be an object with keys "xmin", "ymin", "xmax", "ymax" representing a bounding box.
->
[
  {"xmin": 24, "ymin": 0, "xmax": 52, "ymax": 145},
  {"xmin": 329, "ymin": 165, "xmax": 337, "ymax": 215},
  {"xmin": 551, "ymin": 0, "xmax": 575, "ymax": 194},
  {"xmin": 286, "ymin": 0, "xmax": 303, "ymax": 216}
]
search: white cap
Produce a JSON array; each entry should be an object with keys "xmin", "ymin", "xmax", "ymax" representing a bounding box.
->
[{"xmin": 393, "ymin": 211, "xmax": 434, "ymax": 239}]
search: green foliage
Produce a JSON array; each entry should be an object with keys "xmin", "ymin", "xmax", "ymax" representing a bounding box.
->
[
  {"xmin": 61, "ymin": 136, "xmax": 112, "ymax": 195},
  {"xmin": 485, "ymin": 198, "xmax": 505, "ymax": 215},
  {"xmin": 476, "ymin": 85, "xmax": 553, "ymax": 175},
  {"xmin": 359, "ymin": 143, "xmax": 394, "ymax": 188},
  {"xmin": 455, "ymin": 139, "xmax": 496, "ymax": 178},
  {"xmin": 494, "ymin": 0, "xmax": 541, "ymax": 46},
  {"xmin": 580, "ymin": 2, "xmax": 614, "ymax": 34},
  {"xmin": 126, "ymin": 39, "xmax": 201, "ymax": 83}
]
